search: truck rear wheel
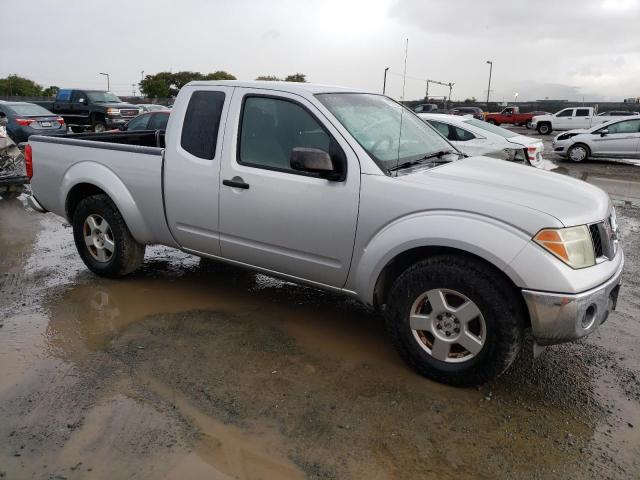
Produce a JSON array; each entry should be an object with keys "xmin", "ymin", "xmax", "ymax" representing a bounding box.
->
[
  {"xmin": 72, "ymin": 194, "xmax": 145, "ymax": 278},
  {"xmin": 537, "ymin": 123, "xmax": 552, "ymax": 135},
  {"xmin": 384, "ymin": 254, "xmax": 524, "ymax": 387},
  {"xmin": 487, "ymin": 119, "xmax": 498, "ymax": 125}
]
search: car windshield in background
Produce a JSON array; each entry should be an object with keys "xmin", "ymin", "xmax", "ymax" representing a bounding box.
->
[
  {"xmin": 8, "ymin": 104, "xmax": 54, "ymax": 116},
  {"xmin": 316, "ymin": 93, "xmax": 454, "ymax": 172},
  {"xmin": 87, "ymin": 91, "xmax": 122, "ymax": 103},
  {"xmin": 464, "ymin": 118, "xmax": 519, "ymax": 138}
]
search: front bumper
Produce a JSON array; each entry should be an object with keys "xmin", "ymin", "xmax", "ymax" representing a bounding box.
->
[{"xmin": 521, "ymin": 257, "xmax": 623, "ymax": 346}]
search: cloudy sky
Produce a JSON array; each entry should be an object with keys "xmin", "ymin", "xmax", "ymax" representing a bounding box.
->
[{"xmin": 1, "ymin": 0, "xmax": 639, "ymax": 101}]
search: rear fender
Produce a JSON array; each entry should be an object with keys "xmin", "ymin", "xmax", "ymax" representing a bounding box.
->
[{"xmin": 61, "ymin": 161, "xmax": 153, "ymax": 243}]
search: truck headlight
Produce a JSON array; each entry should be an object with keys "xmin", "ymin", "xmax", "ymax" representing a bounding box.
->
[
  {"xmin": 534, "ymin": 225, "xmax": 595, "ymax": 269},
  {"xmin": 106, "ymin": 108, "xmax": 120, "ymax": 116}
]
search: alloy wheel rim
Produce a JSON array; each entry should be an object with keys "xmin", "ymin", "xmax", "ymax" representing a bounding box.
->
[
  {"xmin": 409, "ymin": 288, "xmax": 486, "ymax": 363},
  {"xmin": 83, "ymin": 214, "xmax": 114, "ymax": 262}
]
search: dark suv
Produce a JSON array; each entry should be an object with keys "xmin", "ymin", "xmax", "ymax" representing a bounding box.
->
[{"xmin": 449, "ymin": 106, "xmax": 484, "ymax": 120}]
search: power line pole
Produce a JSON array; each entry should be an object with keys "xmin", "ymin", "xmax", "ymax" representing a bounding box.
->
[
  {"xmin": 486, "ymin": 61, "xmax": 493, "ymax": 109},
  {"xmin": 383, "ymin": 67, "xmax": 390, "ymax": 95}
]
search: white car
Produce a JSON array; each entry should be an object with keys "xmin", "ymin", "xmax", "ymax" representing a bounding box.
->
[
  {"xmin": 419, "ymin": 113, "xmax": 545, "ymax": 167},
  {"xmin": 552, "ymin": 115, "xmax": 640, "ymax": 162},
  {"xmin": 531, "ymin": 107, "xmax": 612, "ymax": 135}
]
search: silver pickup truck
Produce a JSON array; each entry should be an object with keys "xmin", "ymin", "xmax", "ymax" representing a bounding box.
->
[{"xmin": 26, "ymin": 81, "xmax": 623, "ymax": 386}]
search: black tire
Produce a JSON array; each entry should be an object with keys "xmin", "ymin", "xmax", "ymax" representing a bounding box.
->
[
  {"xmin": 487, "ymin": 119, "xmax": 497, "ymax": 125},
  {"xmin": 537, "ymin": 123, "xmax": 552, "ymax": 135},
  {"xmin": 525, "ymin": 120, "xmax": 533, "ymax": 129},
  {"xmin": 384, "ymin": 254, "xmax": 525, "ymax": 387},
  {"xmin": 567, "ymin": 143, "xmax": 590, "ymax": 162},
  {"xmin": 72, "ymin": 194, "xmax": 145, "ymax": 278},
  {"xmin": 92, "ymin": 119, "xmax": 107, "ymax": 133},
  {"xmin": 70, "ymin": 126, "xmax": 84, "ymax": 134}
]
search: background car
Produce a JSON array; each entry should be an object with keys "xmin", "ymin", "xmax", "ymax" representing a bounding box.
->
[
  {"xmin": 552, "ymin": 116, "xmax": 640, "ymax": 162},
  {"xmin": 449, "ymin": 106, "xmax": 484, "ymax": 120},
  {"xmin": 419, "ymin": 113, "xmax": 545, "ymax": 167},
  {"xmin": 137, "ymin": 104, "xmax": 170, "ymax": 112},
  {"xmin": 596, "ymin": 110, "xmax": 640, "ymax": 117},
  {"xmin": 0, "ymin": 101, "xmax": 66, "ymax": 143},
  {"xmin": 413, "ymin": 103, "xmax": 438, "ymax": 113},
  {"xmin": 118, "ymin": 110, "xmax": 170, "ymax": 132}
]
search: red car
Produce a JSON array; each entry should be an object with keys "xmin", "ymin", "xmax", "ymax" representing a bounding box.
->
[{"xmin": 484, "ymin": 107, "xmax": 534, "ymax": 127}]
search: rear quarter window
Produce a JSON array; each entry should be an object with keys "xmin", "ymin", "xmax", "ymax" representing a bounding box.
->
[{"xmin": 180, "ymin": 91, "xmax": 226, "ymax": 160}]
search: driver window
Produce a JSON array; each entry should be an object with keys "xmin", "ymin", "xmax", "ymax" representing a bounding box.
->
[
  {"xmin": 126, "ymin": 114, "xmax": 151, "ymax": 131},
  {"xmin": 607, "ymin": 119, "xmax": 640, "ymax": 134},
  {"xmin": 239, "ymin": 96, "xmax": 332, "ymax": 172},
  {"xmin": 72, "ymin": 91, "xmax": 87, "ymax": 103},
  {"xmin": 557, "ymin": 109, "xmax": 574, "ymax": 117}
]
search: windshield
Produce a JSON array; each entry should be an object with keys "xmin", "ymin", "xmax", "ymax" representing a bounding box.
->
[
  {"xmin": 316, "ymin": 93, "xmax": 454, "ymax": 172},
  {"xmin": 86, "ymin": 91, "xmax": 122, "ymax": 103},
  {"xmin": 8, "ymin": 104, "xmax": 54, "ymax": 116},
  {"xmin": 463, "ymin": 118, "xmax": 518, "ymax": 138}
]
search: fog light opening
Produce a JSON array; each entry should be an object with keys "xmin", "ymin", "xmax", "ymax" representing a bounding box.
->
[{"xmin": 582, "ymin": 304, "xmax": 597, "ymax": 329}]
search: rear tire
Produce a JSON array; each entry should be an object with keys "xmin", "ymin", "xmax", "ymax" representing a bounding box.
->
[
  {"xmin": 72, "ymin": 194, "xmax": 145, "ymax": 278},
  {"xmin": 525, "ymin": 120, "xmax": 533, "ymax": 129},
  {"xmin": 537, "ymin": 123, "xmax": 552, "ymax": 135},
  {"xmin": 567, "ymin": 143, "xmax": 590, "ymax": 162},
  {"xmin": 384, "ymin": 255, "xmax": 524, "ymax": 387},
  {"xmin": 487, "ymin": 119, "xmax": 498, "ymax": 125},
  {"xmin": 70, "ymin": 126, "xmax": 84, "ymax": 134}
]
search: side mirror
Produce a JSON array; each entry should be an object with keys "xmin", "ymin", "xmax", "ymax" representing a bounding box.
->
[
  {"xmin": 78, "ymin": 98, "xmax": 86, "ymax": 104},
  {"xmin": 600, "ymin": 129, "xmax": 609, "ymax": 137},
  {"xmin": 290, "ymin": 147, "xmax": 340, "ymax": 180}
]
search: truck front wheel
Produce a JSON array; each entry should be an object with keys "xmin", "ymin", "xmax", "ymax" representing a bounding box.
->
[
  {"xmin": 384, "ymin": 255, "xmax": 524, "ymax": 387},
  {"xmin": 72, "ymin": 194, "xmax": 145, "ymax": 278},
  {"xmin": 537, "ymin": 123, "xmax": 552, "ymax": 135},
  {"xmin": 92, "ymin": 119, "xmax": 107, "ymax": 133}
]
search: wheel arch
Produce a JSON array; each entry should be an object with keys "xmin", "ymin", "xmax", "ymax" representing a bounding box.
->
[{"xmin": 62, "ymin": 163, "xmax": 153, "ymax": 244}]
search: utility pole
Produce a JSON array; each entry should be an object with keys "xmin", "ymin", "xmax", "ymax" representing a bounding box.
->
[
  {"xmin": 448, "ymin": 82, "xmax": 454, "ymax": 102},
  {"xmin": 132, "ymin": 84, "xmax": 137, "ymax": 97},
  {"xmin": 383, "ymin": 67, "xmax": 390, "ymax": 95},
  {"xmin": 425, "ymin": 80, "xmax": 430, "ymax": 100},
  {"xmin": 141, "ymin": 70, "xmax": 144, "ymax": 82},
  {"xmin": 99, "ymin": 72, "xmax": 110, "ymax": 91},
  {"xmin": 486, "ymin": 61, "xmax": 493, "ymax": 109}
]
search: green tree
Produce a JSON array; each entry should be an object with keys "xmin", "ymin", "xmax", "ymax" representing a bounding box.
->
[
  {"xmin": 0, "ymin": 75, "xmax": 43, "ymax": 96},
  {"xmin": 204, "ymin": 71, "xmax": 236, "ymax": 80},
  {"xmin": 42, "ymin": 86, "xmax": 60, "ymax": 97},
  {"xmin": 284, "ymin": 73, "xmax": 307, "ymax": 83},
  {"xmin": 255, "ymin": 75, "xmax": 281, "ymax": 81}
]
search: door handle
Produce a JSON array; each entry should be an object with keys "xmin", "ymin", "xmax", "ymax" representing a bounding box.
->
[{"xmin": 223, "ymin": 177, "xmax": 250, "ymax": 190}]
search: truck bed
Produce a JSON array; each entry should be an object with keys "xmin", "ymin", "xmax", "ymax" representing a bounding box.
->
[{"xmin": 28, "ymin": 129, "xmax": 175, "ymax": 246}]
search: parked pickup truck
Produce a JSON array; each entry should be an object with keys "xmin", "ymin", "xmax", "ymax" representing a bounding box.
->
[
  {"xmin": 36, "ymin": 89, "xmax": 140, "ymax": 133},
  {"xmin": 26, "ymin": 81, "xmax": 623, "ymax": 386},
  {"xmin": 484, "ymin": 107, "xmax": 534, "ymax": 127},
  {"xmin": 531, "ymin": 107, "xmax": 612, "ymax": 135}
]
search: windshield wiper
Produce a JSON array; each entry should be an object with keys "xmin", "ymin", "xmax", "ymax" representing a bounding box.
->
[{"xmin": 387, "ymin": 150, "xmax": 463, "ymax": 172}]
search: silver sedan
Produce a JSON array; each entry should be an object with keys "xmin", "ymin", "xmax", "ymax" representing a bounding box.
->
[{"xmin": 552, "ymin": 116, "xmax": 640, "ymax": 162}]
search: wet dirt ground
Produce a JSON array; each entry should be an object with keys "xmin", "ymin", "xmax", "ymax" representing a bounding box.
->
[{"xmin": 1, "ymin": 154, "xmax": 639, "ymax": 479}]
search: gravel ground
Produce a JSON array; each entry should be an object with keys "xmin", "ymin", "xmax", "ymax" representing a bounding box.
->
[{"xmin": 0, "ymin": 151, "xmax": 639, "ymax": 479}]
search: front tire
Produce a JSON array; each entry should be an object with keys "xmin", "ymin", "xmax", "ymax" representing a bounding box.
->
[
  {"xmin": 92, "ymin": 120, "xmax": 107, "ymax": 133},
  {"xmin": 385, "ymin": 255, "xmax": 524, "ymax": 387},
  {"xmin": 567, "ymin": 143, "xmax": 590, "ymax": 162},
  {"xmin": 72, "ymin": 194, "xmax": 145, "ymax": 278},
  {"xmin": 537, "ymin": 123, "xmax": 552, "ymax": 135}
]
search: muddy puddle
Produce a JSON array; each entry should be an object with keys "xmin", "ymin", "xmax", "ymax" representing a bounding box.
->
[{"xmin": 1, "ymin": 198, "xmax": 639, "ymax": 479}]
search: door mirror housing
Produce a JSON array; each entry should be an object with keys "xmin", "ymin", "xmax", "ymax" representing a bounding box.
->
[
  {"xmin": 600, "ymin": 129, "xmax": 609, "ymax": 137},
  {"xmin": 290, "ymin": 147, "xmax": 341, "ymax": 180},
  {"xmin": 78, "ymin": 98, "xmax": 86, "ymax": 104}
]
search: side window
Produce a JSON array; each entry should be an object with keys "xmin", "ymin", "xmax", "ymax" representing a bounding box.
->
[
  {"xmin": 71, "ymin": 91, "xmax": 87, "ymax": 103},
  {"xmin": 575, "ymin": 109, "xmax": 591, "ymax": 117},
  {"xmin": 557, "ymin": 109, "xmax": 574, "ymax": 117},
  {"xmin": 428, "ymin": 121, "xmax": 454, "ymax": 140},
  {"xmin": 503, "ymin": 108, "xmax": 513, "ymax": 115},
  {"xmin": 148, "ymin": 113, "xmax": 169, "ymax": 130},
  {"xmin": 57, "ymin": 89, "xmax": 72, "ymax": 101},
  {"xmin": 126, "ymin": 114, "xmax": 151, "ymax": 131},
  {"xmin": 181, "ymin": 91, "xmax": 225, "ymax": 160},
  {"xmin": 607, "ymin": 119, "xmax": 640, "ymax": 134},
  {"xmin": 454, "ymin": 127, "xmax": 476, "ymax": 141},
  {"xmin": 239, "ymin": 96, "xmax": 331, "ymax": 172}
]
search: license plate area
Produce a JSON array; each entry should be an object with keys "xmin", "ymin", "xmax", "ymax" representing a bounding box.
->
[{"xmin": 41, "ymin": 122, "xmax": 52, "ymax": 127}]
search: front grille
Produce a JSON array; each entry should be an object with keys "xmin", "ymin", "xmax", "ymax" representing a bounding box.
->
[
  {"xmin": 120, "ymin": 109, "xmax": 139, "ymax": 117},
  {"xmin": 589, "ymin": 224, "xmax": 603, "ymax": 257}
]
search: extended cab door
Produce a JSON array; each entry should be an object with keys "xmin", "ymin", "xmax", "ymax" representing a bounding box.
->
[
  {"xmin": 218, "ymin": 89, "xmax": 361, "ymax": 288},
  {"xmin": 163, "ymin": 85, "xmax": 234, "ymax": 255},
  {"xmin": 574, "ymin": 108, "xmax": 593, "ymax": 129},
  {"xmin": 553, "ymin": 108, "xmax": 575, "ymax": 130},
  {"xmin": 70, "ymin": 90, "xmax": 91, "ymax": 125}
]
